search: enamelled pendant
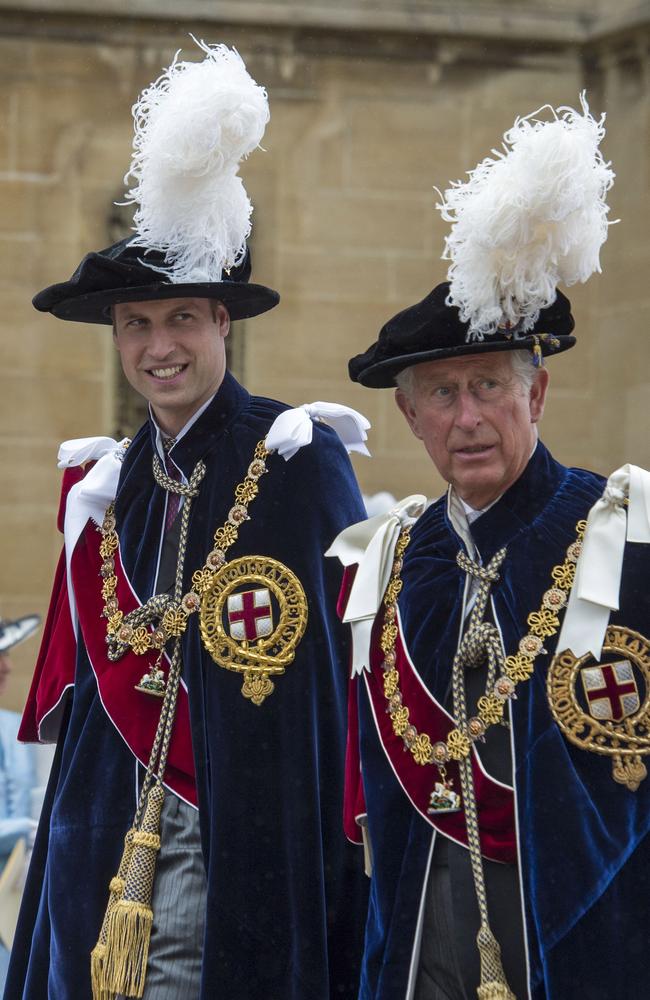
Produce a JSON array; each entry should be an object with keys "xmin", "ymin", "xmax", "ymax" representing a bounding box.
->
[{"xmin": 427, "ymin": 766, "xmax": 462, "ymax": 814}]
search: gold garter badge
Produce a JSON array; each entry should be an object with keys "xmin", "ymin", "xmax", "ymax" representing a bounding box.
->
[
  {"xmin": 548, "ymin": 625, "xmax": 650, "ymax": 790},
  {"xmin": 199, "ymin": 555, "xmax": 308, "ymax": 705}
]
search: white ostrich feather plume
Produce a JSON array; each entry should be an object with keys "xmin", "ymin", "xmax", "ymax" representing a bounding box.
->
[
  {"xmin": 124, "ymin": 38, "xmax": 270, "ymax": 283},
  {"xmin": 436, "ymin": 93, "xmax": 615, "ymax": 340}
]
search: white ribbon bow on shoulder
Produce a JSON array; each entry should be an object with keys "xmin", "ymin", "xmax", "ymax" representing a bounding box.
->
[
  {"xmin": 265, "ymin": 402, "xmax": 371, "ymax": 461},
  {"xmin": 326, "ymin": 495, "xmax": 427, "ymax": 676},
  {"xmin": 558, "ymin": 464, "xmax": 650, "ymax": 658},
  {"xmin": 58, "ymin": 436, "xmax": 130, "ymax": 570}
]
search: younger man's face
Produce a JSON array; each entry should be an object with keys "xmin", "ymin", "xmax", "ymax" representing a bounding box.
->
[{"xmin": 113, "ymin": 297, "xmax": 230, "ymax": 437}]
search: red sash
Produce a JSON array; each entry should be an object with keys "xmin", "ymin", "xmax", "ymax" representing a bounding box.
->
[
  {"xmin": 71, "ymin": 521, "xmax": 197, "ymax": 805},
  {"xmin": 19, "ymin": 467, "xmax": 83, "ymax": 744},
  {"xmin": 20, "ymin": 461, "xmax": 197, "ymax": 805},
  {"xmin": 342, "ymin": 568, "xmax": 516, "ymax": 863}
]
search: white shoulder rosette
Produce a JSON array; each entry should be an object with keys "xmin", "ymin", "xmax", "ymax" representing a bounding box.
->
[
  {"xmin": 265, "ymin": 402, "xmax": 371, "ymax": 460},
  {"xmin": 326, "ymin": 496, "xmax": 427, "ymax": 676},
  {"xmin": 58, "ymin": 436, "xmax": 130, "ymax": 574},
  {"xmin": 558, "ymin": 465, "xmax": 650, "ymax": 658}
]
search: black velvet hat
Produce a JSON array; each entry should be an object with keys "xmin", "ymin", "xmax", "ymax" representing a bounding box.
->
[
  {"xmin": 349, "ymin": 282, "xmax": 576, "ymax": 388},
  {"xmin": 33, "ymin": 237, "xmax": 279, "ymax": 325}
]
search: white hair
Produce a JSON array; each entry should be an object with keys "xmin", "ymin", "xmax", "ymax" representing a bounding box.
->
[
  {"xmin": 395, "ymin": 348, "xmax": 538, "ymax": 399},
  {"xmin": 509, "ymin": 349, "xmax": 539, "ymax": 392}
]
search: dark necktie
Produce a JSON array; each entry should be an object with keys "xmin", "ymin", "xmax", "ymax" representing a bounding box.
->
[{"xmin": 161, "ymin": 438, "xmax": 181, "ymax": 532}]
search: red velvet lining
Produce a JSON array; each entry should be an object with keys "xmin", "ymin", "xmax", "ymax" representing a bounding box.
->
[
  {"xmin": 19, "ymin": 546, "xmax": 76, "ymax": 743},
  {"xmin": 71, "ymin": 522, "xmax": 197, "ymax": 806},
  {"xmin": 365, "ymin": 613, "xmax": 516, "ymax": 863}
]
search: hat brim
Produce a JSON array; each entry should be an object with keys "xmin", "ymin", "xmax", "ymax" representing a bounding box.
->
[
  {"xmin": 36, "ymin": 281, "xmax": 280, "ymax": 325},
  {"xmin": 0, "ymin": 614, "xmax": 41, "ymax": 653},
  {"xmin": 353, "ymin": 335, "xmax": 576, "ymax": 388}
]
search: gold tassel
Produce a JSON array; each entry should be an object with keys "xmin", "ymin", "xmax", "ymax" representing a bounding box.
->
[
  {"xmin": 104, "ymin": 900, "xmax": 154, "ymax": 998},
  {"xmin": 102, "ymin": 783, "xmax": 165, "ymax": 998},
  {"xmin": 478, "ymin": 985, "xmax": 517, "ymax": 1000},
  {"xmin": 476, "ymin": 923, "xmax": 517, "ymax": 1000},
  {"xmin": 91, "ymin": 829, "xmax": 135, "ymax": 1000}
]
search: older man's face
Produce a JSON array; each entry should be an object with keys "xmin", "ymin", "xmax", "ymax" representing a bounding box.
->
[
  {"xmin": 396, "ymin": 352, "xmax": 549, "ymax": 509},
  {"xmin": 113, "ymin": 297, "xmax": 230, "ymax": 438}
]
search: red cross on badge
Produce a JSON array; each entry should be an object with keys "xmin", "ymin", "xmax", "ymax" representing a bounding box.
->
[
  {"xmin": 227, "ymin": 588, "xmax": 273, "ymax": 642},
  {"xmin": 580, "ymin": 660, "xmax": 640, "ymax": 722}
]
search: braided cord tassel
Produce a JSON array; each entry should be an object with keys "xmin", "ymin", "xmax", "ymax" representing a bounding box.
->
[
  {"xmin": 458, "ymin": 754, "xmax": 516, "ymax": 1000},
  {"xmin": 92, "ymin": 459, "xmax": 206, "ymax": 998},
  {"xmin": 91, "ymin": 829, "xmax": 135, "ymax": 1000},
  {"xmin": 453, "ymin": 547, "xmax": 516, "ymax": 1000},
  {"xmin": 103, "ymin": 785, "xmax": 165, "ymax": 998}
]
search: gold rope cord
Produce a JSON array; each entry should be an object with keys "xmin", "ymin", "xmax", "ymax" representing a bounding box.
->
[
  {"xmin": 100, "ymin": 441, "xmax": 271, "ymax": 660},
  {"xmin": 451, "ymin": 549, "xmax": 515, "ymax": 998},
  {"xmin": 92, "ymin": 458, "xmax": 206, "ymax": 1000},
  {"xmin": 379, "ymin": 522, "xmax": 586, "ymax": 767},
  {"xmin": 377, "ymin": 520, "xmax": 588, "ymax": 999}
]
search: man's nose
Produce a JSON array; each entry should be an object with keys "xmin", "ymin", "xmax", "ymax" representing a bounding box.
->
[
  {"xmin": 453, "ymin": 389, "xmax": 482, "ymax": 431},
  {"xmin": 146, "ymin": 325, "xmax": 177, "ymax": 359}
]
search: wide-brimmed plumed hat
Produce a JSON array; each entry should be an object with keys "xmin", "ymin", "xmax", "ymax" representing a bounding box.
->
[
  {"xmin": 0, "ymin": 614, "xmax": 41, "ymax": 654},
  {"xmin": 351, "ymin": 94, "xmax": 614, "ymax": 388},
  {"xmin": 349, "ymin": 283, "xmax": 575, "ymax": 388},
  {"xmin": 33, "ymin": 238, "xmax": 278, "ymax": 325},
  {"xmin": 34, "ymin": 40, "xmax": 279, "ymax": 325}
]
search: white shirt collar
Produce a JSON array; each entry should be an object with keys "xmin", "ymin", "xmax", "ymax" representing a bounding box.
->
[
  {"xmin": 451, "ymin": 439, "xmax": 538, "ymax": 529},
  {"xmin": 460, "ymin": 496, "xmax": 499, "ymax": 524},
  {"xmin": 150, "ymin": 393, "xmax": 216, "ymax": 462}
]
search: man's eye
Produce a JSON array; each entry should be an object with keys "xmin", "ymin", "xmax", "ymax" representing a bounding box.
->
[
  {"xmin": 433, "ymin": 386, "xmax": 451, "ymax": 397},
  {"xmin": 174, "ymin": 312, "xmax": 194, "ymax": 322},
  {"xmin": 479, "ymin": 379, "xmax": 498, "ymax": 390}
]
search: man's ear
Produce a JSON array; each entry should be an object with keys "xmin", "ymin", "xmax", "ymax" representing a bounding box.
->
[
  {"xmin": 395, "ymin": 388, "xmax": 423, "ymax": 440},
  {"xmin": 111, "ymin": 307, "xmax": 121, "ymax": 351},
  {"xmin": 529, "ymin": 367, "xmax": 550, "ymax": 424},
  {"xmin": 213, "ymin": 301, "xmax": 230, "ymax": 339}
]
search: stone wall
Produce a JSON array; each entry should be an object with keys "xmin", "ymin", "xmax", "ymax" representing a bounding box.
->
[{"xmin": 0, "ymin": 3, "xmax": 649, "ymax": 708}]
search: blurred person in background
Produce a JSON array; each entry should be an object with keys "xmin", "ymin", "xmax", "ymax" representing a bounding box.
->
[{"xmin": 0, "ymin": 614, "xmax": 41, "ymax": 991}]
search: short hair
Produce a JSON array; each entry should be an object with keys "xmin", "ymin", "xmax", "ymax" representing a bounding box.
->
[
  {"xmin": 509, "ymin": 349, "xmax": 538, "ymax": 392},
  {"xmin": 395, "ymin": 349, "xmax": 538, "ymax": 399}
]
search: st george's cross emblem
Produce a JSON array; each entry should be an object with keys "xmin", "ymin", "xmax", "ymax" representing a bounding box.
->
[
  {"xmin": 200, "ymin": 556, "xmax": 308, "ymax": 705},
  {"xmin": 548, "ymin": 626, "xmax": 650, "ymax": 791},
  {"xmin": 227, "ymin": 588, "xmax": 273, "ymax": 642},
  {"xmin": 580, "ymin": 660, "xmax": 640, "ymax": 722}
]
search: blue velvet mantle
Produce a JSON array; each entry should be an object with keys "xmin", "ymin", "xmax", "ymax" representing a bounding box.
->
[
  {"xmin": 356, "ymin": 442, "xmax": 650, "ymax": 999},
  {"xmin": 6, "ymin": 373, "xmax": 368, "ymax": 1000}
]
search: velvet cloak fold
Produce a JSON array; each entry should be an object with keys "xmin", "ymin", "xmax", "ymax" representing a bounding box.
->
[{"xmin": 352, "ymin": 443, "xmax": 650, "ymax": 999}]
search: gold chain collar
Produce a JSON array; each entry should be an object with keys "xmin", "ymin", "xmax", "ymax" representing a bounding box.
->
[
  {"xmin": 379, "ymin": 518, "xmax": 587, "ymax": 767},
  {"xmin": 98, "ymin": 440, "xmax": 271, "ymax": 658}
]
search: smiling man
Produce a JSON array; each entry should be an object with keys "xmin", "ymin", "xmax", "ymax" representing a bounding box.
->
[
  {"xmin": 6, "ymin": 43, "xmax": 368, "ymax": 1000},
  {"xmin": 329, "ymin": 99, "xmax": 650, "ymax": 1000},
  {"xmin": 111, "ymin": 298, "xmax": 231, "ymax": 436}
]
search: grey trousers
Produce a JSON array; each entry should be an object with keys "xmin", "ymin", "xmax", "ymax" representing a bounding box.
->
[
  {"xmin": 117, "ymin": 793, "xmax": 207, "ymax": 1000},
  {"xmin": 414, "ymin": 859, "xmax": 467, "ymax": 1000},
  {"xmin": 414, "ymin": 835, "xmax": 527, "ymax": 1000}
]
